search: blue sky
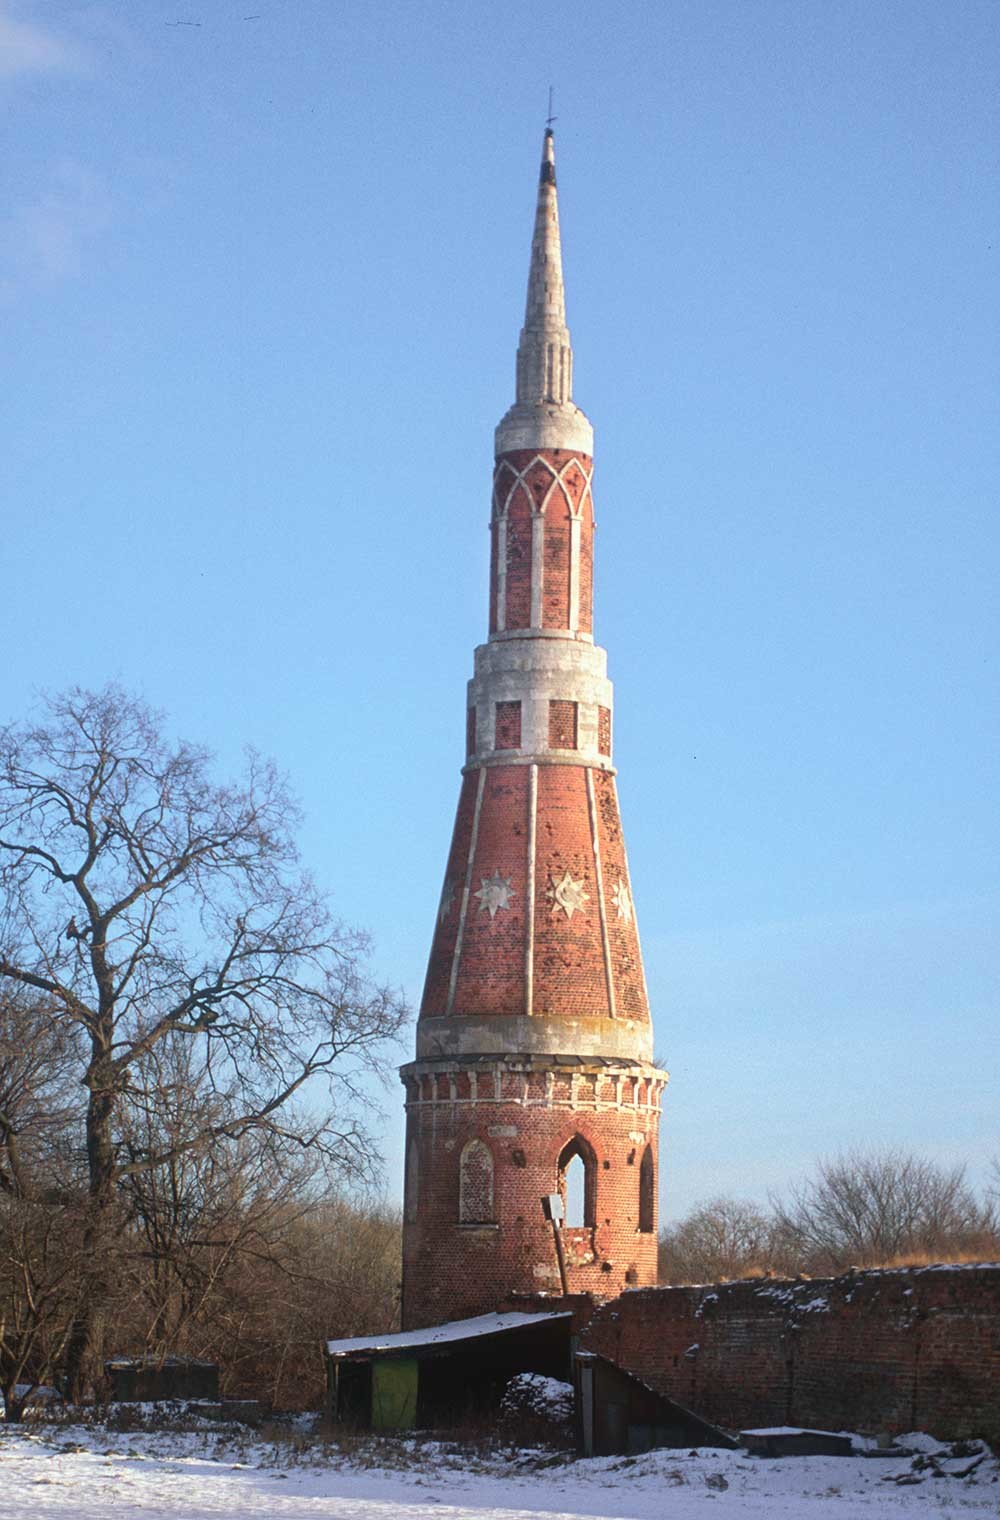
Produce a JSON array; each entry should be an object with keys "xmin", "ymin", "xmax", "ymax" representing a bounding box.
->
[{"xmin": 2, "ymin": 0, "xmax": 997, "ymax": 1220}]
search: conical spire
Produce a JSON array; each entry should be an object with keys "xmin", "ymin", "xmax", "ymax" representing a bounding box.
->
[
  {"xmin": 516, "ymin": 130, "xmax": 572, "ymax": 405},
  {"xmin": 495, "ymin": 128, "xmax": 593, "ymax": 456}
]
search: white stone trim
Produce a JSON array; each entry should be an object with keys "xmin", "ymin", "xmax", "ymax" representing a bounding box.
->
[
  {"xmin": 492, "ymin": 455, "xmax": 593, "ymax": 523},
  {"xmin": 467, "ymin": 633, "xmax": 613, "ymax": 764},
  {"xmin": 495, "ymin": 403, "xmax": 593, "ymax": 455}
]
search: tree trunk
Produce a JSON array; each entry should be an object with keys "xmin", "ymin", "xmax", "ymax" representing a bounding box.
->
[{"xmin": 63, "ymin": 1074, "xmax": 117, "ymax": 1404}]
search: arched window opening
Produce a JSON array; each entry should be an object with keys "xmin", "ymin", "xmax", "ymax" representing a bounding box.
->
[
  {"xmin": 404, "ymin": 1139, "xmax": 419, "ymax": 1225},
  {"xmin": 459, "ymin": 1138, "xmax": 495, "ymax": 1224},
  {"xmin": 564, "ymin": 1154, "xmax": 586, "ymax": 1227},
  {"xmin": 638, "ymin": 1144, "xmax": 655, "ymax": 1235},
  {"xmin": 558, "ymin": 1136, "xmax": 596, "ymax": 1228}
]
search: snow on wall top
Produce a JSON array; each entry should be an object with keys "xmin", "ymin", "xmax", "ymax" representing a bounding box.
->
[{"xmin": 325, "ymin": 1310, "xmax": 572, "ymax": 1359}]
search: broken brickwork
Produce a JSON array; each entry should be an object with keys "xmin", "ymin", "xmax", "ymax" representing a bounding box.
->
[{"xmin": 579, "ymin": 1264, "xmax": 1000, "ymax": 1441}]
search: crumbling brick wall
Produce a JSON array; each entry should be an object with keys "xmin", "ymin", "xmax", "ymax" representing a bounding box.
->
[{"xmin": 579, "ymin": 1264, "xmax": 1000, "ymax": 1441}]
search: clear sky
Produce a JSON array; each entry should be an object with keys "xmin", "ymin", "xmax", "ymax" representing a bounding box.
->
[{"xmin": 3, "ymin": 0, "xmax": 997, "ymax": 1221}]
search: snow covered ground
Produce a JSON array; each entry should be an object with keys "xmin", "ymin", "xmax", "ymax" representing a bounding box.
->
[{"xmin": 0, "ymin": 1420, "xmax": 996, "ymax": 1520}]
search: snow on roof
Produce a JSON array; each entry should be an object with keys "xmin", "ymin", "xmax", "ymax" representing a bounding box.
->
[
  {"xmin": 742, "ymin": 1427, "xmax": 849, "ymax": 1438},
  {"xmin": 325, "ymin": 1309, "xmax": 572, "ymax": 1359}
]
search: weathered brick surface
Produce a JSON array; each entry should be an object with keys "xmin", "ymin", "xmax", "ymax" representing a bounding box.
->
[
  {"xmin": 578, "ymin": 488, "xmax": 594, "ymax": 635},
  {"xmin": 502, "ymin": 473, "xmax": 533, "ymax": 630},
  {"xmin": 597, "ymin": 705, "xmax": 611, "ymax": 757},
  {"xmin": 402, "ymin": 1067, "xmax": 663, "ymax": 1328},
  {"xmin": 593, "ymin": 771, "xmax": 648, "ymax": 1021},
  {"xmin": 452, "ymin": 767, "xmax": 530, "ymax": 1017},
  {"xmin": 533, "ymin": 765, "xmax": 608, "ymax": 1019},
  {"xmin": 490, "ymin": 449, "xmax": 593, "ymax": 635},
  {"xmin": 548, "ymin": 699, "xmax": 578, "ymax": 750},
  {"xmin": 494, "ymin": 700, "xmax": 522, "ymax": 750},
  {"xmin": 542, "ymin": 507, "xmax": 571, "ymax": 629},
  {"xmin": 580, "ymin": 1266, "xmax": 1000, "ymax": 1441}
]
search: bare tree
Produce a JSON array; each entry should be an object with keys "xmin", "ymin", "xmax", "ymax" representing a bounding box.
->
[
  {"xmin": 0, "ymin": 685, "xmax": 408, "ymax": 1398},
  {"xmin": 0, "ymin": 992, "xmax": 85, "ymax": 1419},
  {"xmin": 658, "ymin": 1196, "xmax": 781, "ymax": 1284},
  {"xmin": 771, "ymin": 1148, "xmax": 998, "ymax": 1272}
]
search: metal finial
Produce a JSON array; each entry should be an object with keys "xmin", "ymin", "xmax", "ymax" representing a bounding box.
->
[{"xmin": 546, "ymin": 86, "xmax": 557, "ymax": 131}]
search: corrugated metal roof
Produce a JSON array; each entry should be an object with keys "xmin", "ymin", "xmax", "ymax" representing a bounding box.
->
[{"xmin": 325, "ymin": 1309, "xmax": 571, "ymax": 1359}]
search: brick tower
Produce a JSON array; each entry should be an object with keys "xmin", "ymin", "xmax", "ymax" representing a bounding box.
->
[{"xmin": 400, "ymin": 129, "xmax": 667, "ymax": 1330}]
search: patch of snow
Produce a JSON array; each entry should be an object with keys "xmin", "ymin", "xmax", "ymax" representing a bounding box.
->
[
  {"xmin": 0, "ymin": 1420, "xmax": 996, "ymax": 1519},
  {"xmin": 325, "ymin": 1308, "xmax": 571, "ymax": 1357},
  {"xmin": 500, "ymin": 1373, "xmax": 573, "ymax": 1423}
]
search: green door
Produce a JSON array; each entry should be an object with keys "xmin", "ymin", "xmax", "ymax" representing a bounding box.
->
[{"xmin": 372, "ymin": 1358, "xmax": 418, "ymax": 1429}]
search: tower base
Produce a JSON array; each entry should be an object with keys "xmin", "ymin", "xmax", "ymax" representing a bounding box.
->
[{"xmin": 401, "ymin": 1054, "xmax": 666, "ymax": 1330}]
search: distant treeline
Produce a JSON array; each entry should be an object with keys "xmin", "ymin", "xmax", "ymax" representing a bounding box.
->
[{"xmin": 658, "ymin": 1148, "xmax": 999, "ymax": 1284}]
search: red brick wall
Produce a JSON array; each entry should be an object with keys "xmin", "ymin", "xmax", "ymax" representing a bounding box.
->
[
  {"xmin": 578, "ymin": 488, "xmax": 594, "ymax": 635},
  {"xmin": 491, "ymin": 449, "xmax": 594, "ymax": 635},
  {"xmin": 401, "ymin": 1068, "xmax": 662, "ymax": 1328},
  {"xmin": 593, "ymin": 771, "xmax": 648, "ymax": 1021},
  {"xmin": 503, "ymin": 475, "xmax": 533, "ymax": 629},
  {"xmin": 579, "ymin": 1266, "xmax": 1000, "ymax": 1441},
  {"xmin": 533, "ymin": 765, "xmax": 608, "ymax": 1019},
  {"xmin": 548, "ymin": 700, "xmax": 578, "ymax": 750},
  {"xmin": 452, "ymin": 767, "xmax": 530, "ymax": 1017},
  {"xmin": 494, "ymin": 700, "xmax": 522, "ymax": 750},
  {"xmin": 542, "ymin": 508, "xmax": 571, "ymax": 629}
]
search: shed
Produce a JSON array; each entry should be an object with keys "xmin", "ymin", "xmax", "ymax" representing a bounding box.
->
[
  {"xmin": 104, "ymin": 1355, "xmax": 219, "ymax": 1403},
  {"xmin": 576, "ymin": 1351, "xmax": 739, "ymax": 1456},
  {"xmin": 325, "ymin": 1310, "xmax": 573, "ymax": 1431}
]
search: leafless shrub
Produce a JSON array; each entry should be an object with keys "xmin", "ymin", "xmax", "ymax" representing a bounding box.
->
[
  {"xmin": 659, "ymin": 1196, "xmax": 787, "ymax": 1284},
  {"xmin": 771, "ymin": 1148, "xmax": 998, "ymax": 1273}
]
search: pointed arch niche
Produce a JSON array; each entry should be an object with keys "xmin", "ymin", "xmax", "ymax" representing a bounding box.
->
[
  {"xmin": 558, "ymin": 1135, "xmax": 596, "ymax": 1228},
  {"xmin": 458, "ymin": 1138, "xmax": 495, "ymax": 1224},
  {"xmin": 638, "ymin": 1143, "xmax": 655, "ymax": 1235}
]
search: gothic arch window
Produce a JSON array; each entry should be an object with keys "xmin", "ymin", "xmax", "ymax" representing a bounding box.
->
[
  {"xmin": 458, "ymin": 1138, "xmax": 495, "ymax": 1224},
  {"xmin": 404, "ymin": 1138, "xmax": 419, "ymax": 1225},
  {"xmin": 639, "ymin": 1143, "xmax": 655, "ymax": 1235},
  {"xmin": 558, "ymin": 1135, "xmax": 596, "ymax": 1228}
]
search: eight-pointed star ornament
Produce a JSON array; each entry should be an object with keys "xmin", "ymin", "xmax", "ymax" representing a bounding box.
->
[
  {"xmin": 548, "ymin": 868, "xmax": 590, "ymax": 920},
  {"xmin": 475, "ymin": 869, "xmax": 515, "ymax": 919},
  {"xmin": 611, "ymin": 877, "xmax": 633, "ymax": 925}
]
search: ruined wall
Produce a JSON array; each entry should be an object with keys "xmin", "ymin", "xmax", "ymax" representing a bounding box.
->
[{"xmin": 579, "ymin": 1264, "xmax": 1000, "ymax": 1441}]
